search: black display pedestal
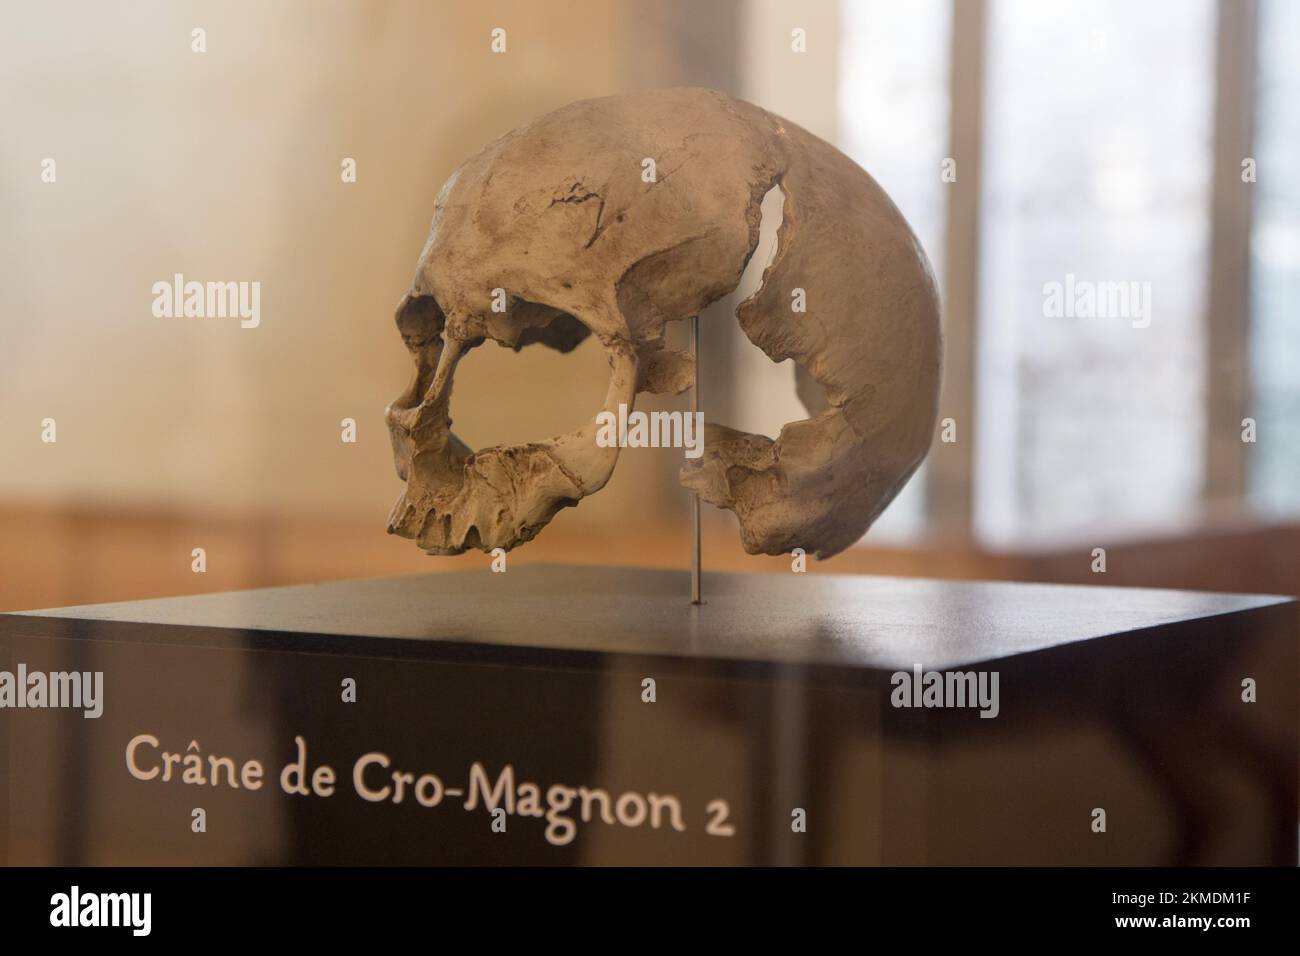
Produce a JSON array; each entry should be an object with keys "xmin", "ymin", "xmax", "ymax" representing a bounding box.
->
[{"xmin": 2, "ymin": 566, "xmax": 1295, "ymax": 865}]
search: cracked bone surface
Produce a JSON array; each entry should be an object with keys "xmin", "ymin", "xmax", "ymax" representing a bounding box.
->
[{"xmin": 385, "ymin": 88, "xmax": 941, "ymax": 559}]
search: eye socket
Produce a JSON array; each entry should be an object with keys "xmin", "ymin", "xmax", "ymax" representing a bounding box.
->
[
  {"xmin": 448, "ymin": 307, "xmax": 609, "ymax": 452},
  {"xmin": 512, "ymin": 308, "xmax": 589, "ymax": 352},
  {"xmin": 395, "ymin": 294, "xmax": 445, "ymax": 351}
]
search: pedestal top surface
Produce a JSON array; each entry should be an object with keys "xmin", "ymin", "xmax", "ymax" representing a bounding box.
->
[{"xmin": 6, "ymin": 566, "xmax": 1292, "ymax": 670}]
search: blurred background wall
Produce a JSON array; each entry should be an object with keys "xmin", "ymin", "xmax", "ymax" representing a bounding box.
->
[{"xmin": 1, "ymin": 0, "xmax": 1297, "ymax": 610}]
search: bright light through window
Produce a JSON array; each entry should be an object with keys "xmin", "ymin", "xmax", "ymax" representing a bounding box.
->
[
  {"xmin": 976, "ymin": 0, "xmax": 1216, "ymax": 544},
  {"xmin": 1249, "ymin": 0, "xmax": 1300, "ymax": 517}
]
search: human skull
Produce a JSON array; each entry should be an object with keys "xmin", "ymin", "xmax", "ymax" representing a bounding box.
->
[{"xmin": 385, "ymin": 88, "xmax": 941, "ymax": 559}]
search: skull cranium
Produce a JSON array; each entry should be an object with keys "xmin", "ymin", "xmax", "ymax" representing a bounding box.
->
[{"xmin": 385, "ymin": 88, "xmax": 941, "ymax": 559}]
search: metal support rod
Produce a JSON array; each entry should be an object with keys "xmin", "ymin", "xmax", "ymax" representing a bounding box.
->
[{"xmin": 690, "ymin": 314, "xmax": 702, "ymax": 605}]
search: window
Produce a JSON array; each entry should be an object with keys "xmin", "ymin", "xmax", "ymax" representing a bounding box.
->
[
  {"xmin": 976, "ymin": 0, "xmax": 1216, "ymax": 544},
  {"xmin": 831, "ymin": 0, "xmax": 1300, "ymax": 549},
  {"xmin": 1249, "ymin": 0, "xmax": 1300, "ymax": 517}
]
